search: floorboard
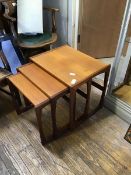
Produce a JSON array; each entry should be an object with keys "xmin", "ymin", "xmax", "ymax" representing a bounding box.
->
[{"xmin": 0, "ymin": 85, "xmax": 131, "ymax": 175}]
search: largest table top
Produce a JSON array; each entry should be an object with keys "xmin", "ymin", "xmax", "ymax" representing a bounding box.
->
[{"xmin": 31, "ymin": 45, "xmax": 110, "ymax": 87}]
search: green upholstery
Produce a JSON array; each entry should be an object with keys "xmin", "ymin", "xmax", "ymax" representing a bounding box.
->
[{"xmin": 18, "ymin": 32, "xmax": 52, "ymax": 46}]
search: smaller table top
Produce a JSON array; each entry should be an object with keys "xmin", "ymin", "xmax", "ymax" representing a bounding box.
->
[
  {"xmin": 31, "ymin": 45, "xmax": 110, "ymax": 87},
  {"xmin": 18, "ymin": 63, "xmax": 67, "ymax": 99},
  {"xmin": 8, "ymin": 74, "xmax": 49, "ymax": 107}
]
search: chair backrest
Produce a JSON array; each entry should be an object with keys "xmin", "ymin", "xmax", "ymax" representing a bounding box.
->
[
  {"xmin": 2, "ymin": 0, "xmax": 43, "ymax": 34},
  {"xmin": 0, "ymin": 0, "xmax": 16, "ymax": 35},
  {"xmin": 1, "ymin": 0, "xmax": 17, "ymax": 17}
]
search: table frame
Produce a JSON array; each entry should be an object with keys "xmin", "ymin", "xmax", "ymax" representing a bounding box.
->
[
  {"xmin": 8, "ymin": 80, "xmax": 70, "ymax": 144},
  {"xmin": 69, "ymin": 66, "xmax": 110, "ymax": 129},
  {"xmin": 8, "ymin": 65, "xmax": 110, "ymax": 144}
]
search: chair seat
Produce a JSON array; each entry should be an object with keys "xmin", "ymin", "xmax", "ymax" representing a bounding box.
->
[{"xmin": 18, "ymin": 32, "xmax": 57, "ymax": 49}]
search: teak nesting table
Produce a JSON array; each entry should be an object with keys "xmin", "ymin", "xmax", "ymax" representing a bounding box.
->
[{"xmin": 8, "ymin": 45, "xmax": 110, "ymax": 145}]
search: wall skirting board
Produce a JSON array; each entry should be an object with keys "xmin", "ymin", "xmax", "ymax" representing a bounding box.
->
[{"xmin": 104, "ymin": 94, "xmax": 131, "ymax": 123}]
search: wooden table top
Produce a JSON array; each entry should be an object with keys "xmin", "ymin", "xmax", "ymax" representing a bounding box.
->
[
  {"xmin": 8, "ymin": 74, "xmax": 49, "ymax": 107},
  {"xmin": 31, "ymin": 45, "xmax": 110, "ymax": 87},
  {"xmin": 18, "ymin": 63, "xmax": 67, "ymax": 99}
]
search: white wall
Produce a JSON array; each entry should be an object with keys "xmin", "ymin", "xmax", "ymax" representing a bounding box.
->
[{"xmin": 68, "ymin": 0, "xmax": 79, "ymax": 48}]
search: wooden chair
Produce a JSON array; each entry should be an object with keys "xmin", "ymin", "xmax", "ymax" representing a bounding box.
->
[{"xmin": 1, "ymin": 0, "xmax": 59, "ymax": 60}]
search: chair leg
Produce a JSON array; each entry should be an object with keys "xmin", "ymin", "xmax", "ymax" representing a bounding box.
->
[
  {"xmin": 51, "ymin": 100, "xmax": 57, "ymax": 138},
  {"xmin": 35, "ymin": 108, "xmax": 46, "ymax": 145},
  {"xmin": 14, "ymin": 89, "xmax": 22, "ymax": 107},
  {"xmin": 84, "ymin": 80, "xmax": 92, "ymax": 117}
]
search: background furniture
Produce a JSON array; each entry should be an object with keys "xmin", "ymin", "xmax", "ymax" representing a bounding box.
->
[
  {"xmin": 0, "ymin": 34, "xmax": 24, "ymax": 73},
  {"xmin": 0, "ymin": 33, "xmax": 24, "ymax": 96},
  {"xmin": 1, "ymin": 0, "xmax": 59, "ymax": 60}
]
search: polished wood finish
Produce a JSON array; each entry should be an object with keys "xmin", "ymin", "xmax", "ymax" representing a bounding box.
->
[
  {"xmin": 78, "ymin": 0, "xmax": 126, "ymax": 58},
  {"xmin": 31, "ymin": 45, "xmax": 110, "ymax": 129},
  {"xmin": 18, "ymin": 63, "xmax": 67, "ymax": 99},
  {"xmin": 31, "ymin": 45, "xmax": 110, "ymax": 87},
  {"xmin": 8, "ymin": 73, "xmax": 52, "ymax": 144},
  {"xmin": 7, "ymin": 68, "xmax": 69, "ymax": 144},
  {"xmin": 8, "ymin": 73, "xmax": 49, "ymax": 107},
  {"xmin": 8, "ymin": 46, "xmax": 110, "ymax": 143}
]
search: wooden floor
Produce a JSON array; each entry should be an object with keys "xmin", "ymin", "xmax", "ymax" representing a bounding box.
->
[
  {"xmin": 0, "ymin": 85, "xmax": 131, "ymax": 175},
  {"xmin": 114, "ymin": 85, "xmax": 131, "ymax": 106}
]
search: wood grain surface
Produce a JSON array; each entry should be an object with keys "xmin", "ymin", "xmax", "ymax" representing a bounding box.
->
[
  {"xmin": 31, "ymin": 45, "xmax": 110, "ymax": 87},
  {"xmin": 8, "ymin": 73, "xmax": 49, "ymax": 107},
  {"xmin": 18, "ymin": 63, "xmax": 67, "ymax": 99}
]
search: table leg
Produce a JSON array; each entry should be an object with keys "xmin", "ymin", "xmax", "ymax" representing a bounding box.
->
[
  {"xmin": 8, "ymin": 81, "xmax": 22, "ymax": 115},
  {"xmin": 14, "ymin": 90, "xmax": 22, "ymax": 107},
  {"xmin": 23, "ymin": 96, "xmax": 30, "ymax": 106},
  {"xmin": 35, "ymin": 107, "xmax": 46, "ymax": 145},
  {"xmin": 84, "ymin": 80, "xmax": 92, "ymax": 117},
  {"xmin": 99, "ymin": 68, "xmax": 110, "ymax": 107},
  {"xmin": 51, "ymin": 100, "xmax": 57, "ymax": 138},
  {"xmin": 69, "ymin": 88, "xmax": 76, "ymax": 129}
]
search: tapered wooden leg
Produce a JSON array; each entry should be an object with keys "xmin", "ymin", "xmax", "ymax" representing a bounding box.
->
[
  {"xmin": 23, "ymin": 96, "xmax": 31, "ymax": 107},
  {"xmin": 84, "ymin": 80, "xmax": 92, "ymax": 117},
  {"xmin": 69, "ymin": 88, "xmax": 76, "ymax": 129},
  {"xmin": 8, "ymin": 81, "xmax": 22, "ymax": 115},
  {"xmin": 35, "ymin": 108, "xmax": 46, "ymax": 145},
  {"xmin": 99, "ymin": 68, "xmax": 110, "ymax": 107},
  {"xmin": 14, "ymin": 90, "xmax": 22, "ymax": 107},
  {"xmin": 51, "ymin": 100, "xmax": 57, "ymax": 138}
]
